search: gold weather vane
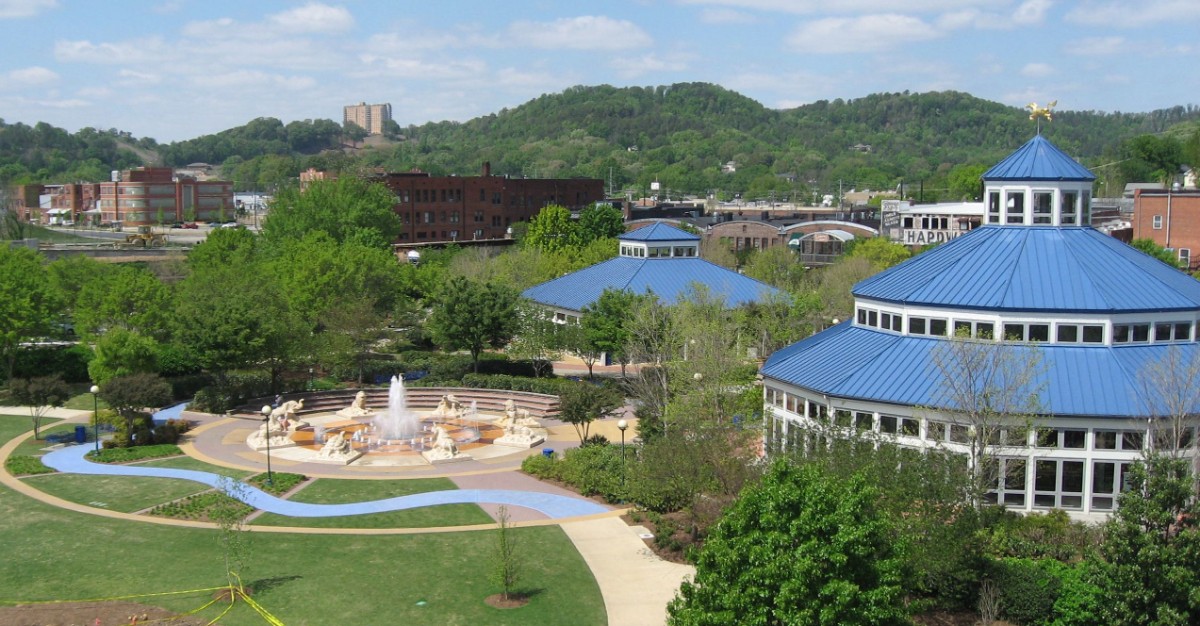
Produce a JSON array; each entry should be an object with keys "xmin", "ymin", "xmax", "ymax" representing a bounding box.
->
[{"xmin": 1026, "ymin": 100, "xmax": 1057, "ymax": 133}]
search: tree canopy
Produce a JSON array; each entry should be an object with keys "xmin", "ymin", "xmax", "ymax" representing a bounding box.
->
[
  {"xmin": 427, "ymin": 276, "xmax": 519, "ymax": 372},
  {"xmin": 263, "ymin": 176, "xmax": 401, "ymax": 249},
  {"xmin": 669, "ymin": 460, "xmax": 908, "ymax": 626}
]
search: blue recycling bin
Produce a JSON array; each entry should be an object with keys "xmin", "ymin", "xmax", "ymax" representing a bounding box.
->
[
  {"xmin": 74, "ymin": 425, "xmax": 87, "ymax": 444},
  {"xmin": 542, "ymin": 448, "xmax": 554, "ymax": 458}
]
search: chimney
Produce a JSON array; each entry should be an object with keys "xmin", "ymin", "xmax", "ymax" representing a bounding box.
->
[{"xmin": 482, "ymin": 161, "xmax": 491, "ymax": 177}]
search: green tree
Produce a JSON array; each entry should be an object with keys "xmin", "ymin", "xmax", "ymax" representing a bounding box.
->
[
  {"xmin": 506, "ymin": 300, "xmax": 566, "ymax": 378},
  {"xmin": 580, "ymin": 288, "xmax": 643, "ymax": 377},
  {"xmin": 557, "ymin": 382, "xmax": 622, "ymax": 443},
  {"xmin": 0, "ymin": 245, "xmax": 53, "ymax": 381},
  {"xmin": 427, "ymin": 276, "xmax": 519, "ymax": 373},
  {"xmin": 1120, "ymin": 134, "xmax": 1183, "ymax": 185},
  {"xmin": 490, "ymin": 506, "xmax": 522, "ymax": 602},
  {"xmin": 668, "ymin": 460, "xmax": 909, "ymax": 626},
  {"xmin": 318, "ymin": 294, "xmax": 391, "ymax": 386},
  {"xmin": 1094, "ymin": 455, "xmax": 1200, "ymax": 625},
  {"xmin": 946, "ymin": 164, "xmax": 988, "ymax": 201},
  {"xmin": 576, "ymin": 203, "xmax": 625, "ymax": 244},
  {"xmin": 1131, "ymin": 238, "xmax": 1182, "ymax": 268},
  {"xmin": 72, "ymin": 264, "xmax": 172, "ymax": 340},
  {"xmin": 844, "ymin": 236, "xmax": 912, "ymax": 270},
  {"xmin": 266, "ymin": 232, "xmax": 405, "ymax": 325},
  {"xmin": 88, "ymin": 328, "xmax": 160, "ymax": 385},
  {"xmin": 523, "ymin": 204, "xmax": 577, "ymax": 253},
  {"xmin": 98, "ymin": 372, "xmax": 173, "ymax": 446},
  {"xmin": 264, "ymin": 177, "xmax": 401, "ymax": 249},
  {"xmin": 6, "ymin": 374, "xmax": 70, "ymax": 439}
]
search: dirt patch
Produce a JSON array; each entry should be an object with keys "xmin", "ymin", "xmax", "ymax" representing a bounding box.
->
[
  {"xmin": 484, "ymin": 593, "xmax": 530, "ymax": 609},
  {"xmin": 0, "ymin": 601, "xmax": 207, "ymax": 626}
]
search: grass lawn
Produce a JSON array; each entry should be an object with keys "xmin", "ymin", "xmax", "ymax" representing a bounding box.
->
[
  {"xmin": 137, "ymin": 455, "xmax": 254, "ymax": 479},
  {"xmin": 0, "ymin": 415, "xmax": 605, "ymax": 625},
  {"xmin": 16, "ymin": 223, "xmax": 108, "ymax": 243},
  {"xmin": 22, "ymin": 473, "xmax": 214, "ymax": 513},
  {"xmin": 0, "ymin": 479, "xmax": 605, "ymax": 625},
  {"xmin": 253, "ymin": 477, "xmax": 495, "ymax": 529}
]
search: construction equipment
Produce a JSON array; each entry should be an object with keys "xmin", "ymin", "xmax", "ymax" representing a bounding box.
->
[{"xmin": 119, "ymin": 225, "xmax": 167, "ymax": 248}]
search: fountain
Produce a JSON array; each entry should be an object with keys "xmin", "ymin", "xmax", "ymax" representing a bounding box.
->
[{"xmin": 374, "ymin": 375, "xmax": 420, "ymax": 441}]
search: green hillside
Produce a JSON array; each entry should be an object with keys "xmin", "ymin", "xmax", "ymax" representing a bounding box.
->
[{"xmin": 4, "ymin": 84, "xmax": 1198, "ymax": 201}]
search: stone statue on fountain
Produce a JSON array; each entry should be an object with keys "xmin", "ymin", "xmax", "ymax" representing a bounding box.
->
[
  {"xmin": 431, "ymin": 393, "xmax": 465, "ymax": 419},
  {"xmin": 496, "ymin": 398, "xmax": 541, "ymax": 429},
  {"xmin": 422, "ymin": 425, "xmax": 469, "ymax": 463},
  {"xmin": 336, "ymin": 391, "xmax": 374, "ymax": 418}
]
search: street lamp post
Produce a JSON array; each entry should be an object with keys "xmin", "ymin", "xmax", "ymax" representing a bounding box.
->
[
  {"xmin": 261, "ymin": 405, "xmax": 274, "ymax": 486},
  {"xmin": 308, "ymin": 367, "xmax": 315, "ymax": 391},
  {"xmin": 89, "ymin": 385, "xmax": 100, "ymax": 452},
  {"xmin": 617, "ymin": 419, "xmax": 628, "ymax": 489}
]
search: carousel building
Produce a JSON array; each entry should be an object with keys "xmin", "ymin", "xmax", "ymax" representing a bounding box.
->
[{"xmin": 761, "ymin": 133, "xmax": 1200, "ymax": 518}]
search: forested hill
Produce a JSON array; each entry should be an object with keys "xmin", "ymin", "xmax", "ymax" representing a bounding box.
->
[{"xmin": 3, "ymin": 84, "xmax": 1198, "ymax": 200}]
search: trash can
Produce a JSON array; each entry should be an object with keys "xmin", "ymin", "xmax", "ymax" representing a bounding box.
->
[
  {"xmin": 74, "ymin": 425, "xmax": 87, "ymax": 444},
  {"xmin": 542, "ymin": 448, "xmax": 554, "ymax": 459}
]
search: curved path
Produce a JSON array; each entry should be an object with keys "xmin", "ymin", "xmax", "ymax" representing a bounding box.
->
[{"xmin": 41, "ymin": 444, "xmax": 610, "ymax": 519}]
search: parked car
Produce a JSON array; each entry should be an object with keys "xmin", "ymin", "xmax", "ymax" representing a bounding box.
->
[
  {"xmin": 181, "ymin": 222, "xmax": 198, "ymax": 229},
  {"xmin": 220, "ymin": 222, "xmax": 242, "ymax": 229}
]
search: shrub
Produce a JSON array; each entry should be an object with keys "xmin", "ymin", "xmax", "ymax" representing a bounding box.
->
[
  {"xmin": 583, "ymin": 434, "xmax": 610, "ymax": 447},
  {"xmin": 521, "ymin": 452, "xmax": 559, "ymax": 480},
  {"xmin": 331, "ymin": 358, "xmax": 401, "ymax": 384},
  {"xmin": 5, "ymin": 455, "xmax": 54, "ymax": 476},
  {"xmin": 457, "ymin": 373, "xmax": 571, "ymax": 395},
  {"xmin": 151, "ymin": 418, "xmax": 191, "ymax": 445},
  {"xmin": 148, "ymin": 492, "xmax": 252, "ymax": 522},
  {"xmin": 982, "ymin": 508, "xmax": 1100, "ymax": 562},
  {"xmin": 557, "ymin": 444, "xmax": 624, "ymax": 501},
  {"xmin": 190, "ymin": 370, "xmax": 273, "ymax": 413},
  {"xmin": 11, "ymin": 344, "xmax": 92, "ymax": 383},
  {"xmin": 88, "ymin": 443, "xmax": 183, "ymax": 463},
  {"xmin": 988, "ymin": 557, "xmax": 1061, "ymax": 625},
  {"xmin": 167, "ymin": 373, "xmax": 213, "ymax": 401},
  {"xmin": 248, "ymin": 472, "xmax": 306, "ymax": 495}
]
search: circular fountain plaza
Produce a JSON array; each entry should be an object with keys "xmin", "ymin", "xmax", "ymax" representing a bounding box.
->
[{"xmin": 245, "ymin": 376, "xmax": 549, "ymax": 468}]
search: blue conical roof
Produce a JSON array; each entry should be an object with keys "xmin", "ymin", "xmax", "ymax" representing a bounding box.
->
[
  {"xmin": 620, "ymin": 222, "xmax": 700, "ymax": 242},
  {"xmin": 983, "ymin": 135, "xmax": 1095, "ymax": 182},
  {"xmin": 853, "ymin": 226, "xmax": 1200, "ymax": 313}
]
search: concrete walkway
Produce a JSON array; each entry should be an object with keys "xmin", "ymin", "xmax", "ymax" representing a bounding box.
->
[{"xmin": 562, "ymin": 517, "xmax": 694, "ymax": 626}]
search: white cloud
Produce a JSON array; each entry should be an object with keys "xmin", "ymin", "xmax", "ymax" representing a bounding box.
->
[
  {"xmin": 611, "ymin": 53, "xmax": 690, "ymax": 78},
  {"xmin": 191, "ymin": 70, "xmax": 316, "ymax": 91},
  {"xmin": 678, "ymin": 0, "xmax": 992, "ymax": 15},
  {"xmin": 1012, "ymin": 0, "xmax": 1051, "ymax": 24},
  {"xmin": 698, "ymin": 8, "xmax": 756, "ymax": 23},
  {"xmin": 507, "ymin": 16, "xmax": 652, "ymax": 50},
  {"xmin": 0, "ymin": 0, "xmax": 55, "ymax": 19},
  {"xmin": 8, "ymin": 66, "xmax": 58, "ymax": 85},
  {"xmin": 1065, "ymin": 0, "xmax": 1200, "ymax": 27},
  {"xmin": 1067, "ymin": 36, "xmax": 1125, "ymax": 56},
  {"xmin": 118, "ymin": 69, "xmax": 163, "ymax": 85},
  {"xmin": 76, "ymin": 86, "xmax": 112, "ymax": 98},
  {"xmin": 54, "ymin": 38, "xmax": 166, "ymax": 64},
  {"xmin": 787, "ymin": 14, "xmax": 941, "ymax": 53},
  {"xmin": 1020, "ymin": 62, "xmax": 1054, "ymax": 77},
  {"xmin": 268, "ymin": 2, "xmax": 354, "ymax": 34}
]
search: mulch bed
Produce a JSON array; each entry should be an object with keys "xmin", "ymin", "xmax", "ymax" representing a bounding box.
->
[{"xmin": 0, "ymin": 601, "xmax": 208, "ymax": 626}]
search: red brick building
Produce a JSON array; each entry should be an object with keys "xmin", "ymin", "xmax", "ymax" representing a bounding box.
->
[
  {"xmin": 1131, "ymin": 188, "xmax": 1200, "ymax": 269},
  {"xmin": 99, "ymin": 167, "xmax": 234, "ymax": 226},
  {"xmin": 376, "ymin": 164, "xmax": 604, "ymax": 244}
]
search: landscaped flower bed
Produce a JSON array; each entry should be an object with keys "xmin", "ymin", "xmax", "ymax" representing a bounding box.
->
[
  {"xmin": 87, "ymin": 444, "xmax": 183, "ymax": 464},
  {"xmin": 4, "ymin": 455, "xmax": 54, "ymax": 476},
  {"xmin": 248, "ymin": 472, "xmax": 306, "ymax": 496},
  {"xmin": 147, "ymin": 492, "xmax": 253, "ymax": 522}
]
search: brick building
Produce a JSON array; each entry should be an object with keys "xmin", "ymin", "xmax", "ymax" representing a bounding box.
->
[
  {"xmin": 375, "ymin": 164, "xmax": 604, "ymax": 244},
  {"xmin": 99, "ymin": 167, "xmax": 234, "ymax": 226},
  {"xmin": 1131, "ymin": 188, "xmax": 1200, "ymax": 269}
]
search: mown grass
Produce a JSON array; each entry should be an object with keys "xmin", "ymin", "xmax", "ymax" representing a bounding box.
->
[
  {"xmin": 0, "ymin": 414, "xmax": 605, "ymax": 625},
  {"xmin": 22, "ymin": 473, "xmax": 215, "ymax": 513},
  {"xmin": 252, "ymin": 477, "xmax": 494, "ymax": 529}
]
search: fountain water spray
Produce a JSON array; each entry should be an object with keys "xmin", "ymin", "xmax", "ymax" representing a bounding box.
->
[{"xmin": 374, "ymin": 375, "xmax": 420, "ymax": 440}]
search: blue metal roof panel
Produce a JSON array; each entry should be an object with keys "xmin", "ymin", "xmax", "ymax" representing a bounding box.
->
[
  {"xmin": 762, "ymin": 326, "xmax": 1200, "ymax": 418},
  {"xmin": 854, "ymin": 227, "xmax": 1200, "ymax": 312},
  {"xmin": 621, "ymin": 222, "xmax": 700, "ymax": 242},
  {"xmin": 983, "ymin": 135, "xmax": 1096, "ymax": 181},
  {"xmin": 523, "ymin": 257, "xmax": 779, "ymax": 312}
]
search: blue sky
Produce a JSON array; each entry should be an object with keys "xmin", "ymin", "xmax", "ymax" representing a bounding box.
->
[{"xmin": 1, "ymin": 0, "xmax": 1197, "ymax": 142}]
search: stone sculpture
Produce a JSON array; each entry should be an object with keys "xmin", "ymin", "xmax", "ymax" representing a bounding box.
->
[{"xmin": 335, "ymin": 391, "xmax": 374, "ymax": 418}]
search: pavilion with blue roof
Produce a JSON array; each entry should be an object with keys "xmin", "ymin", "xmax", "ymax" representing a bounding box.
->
[
  {"xmin": 761, "ymin": 133, "xmax": 1200, "ymax": 518},
  {"xmin": 523, "ymin": 222, "xmax": 780, "ymax": 322}
]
